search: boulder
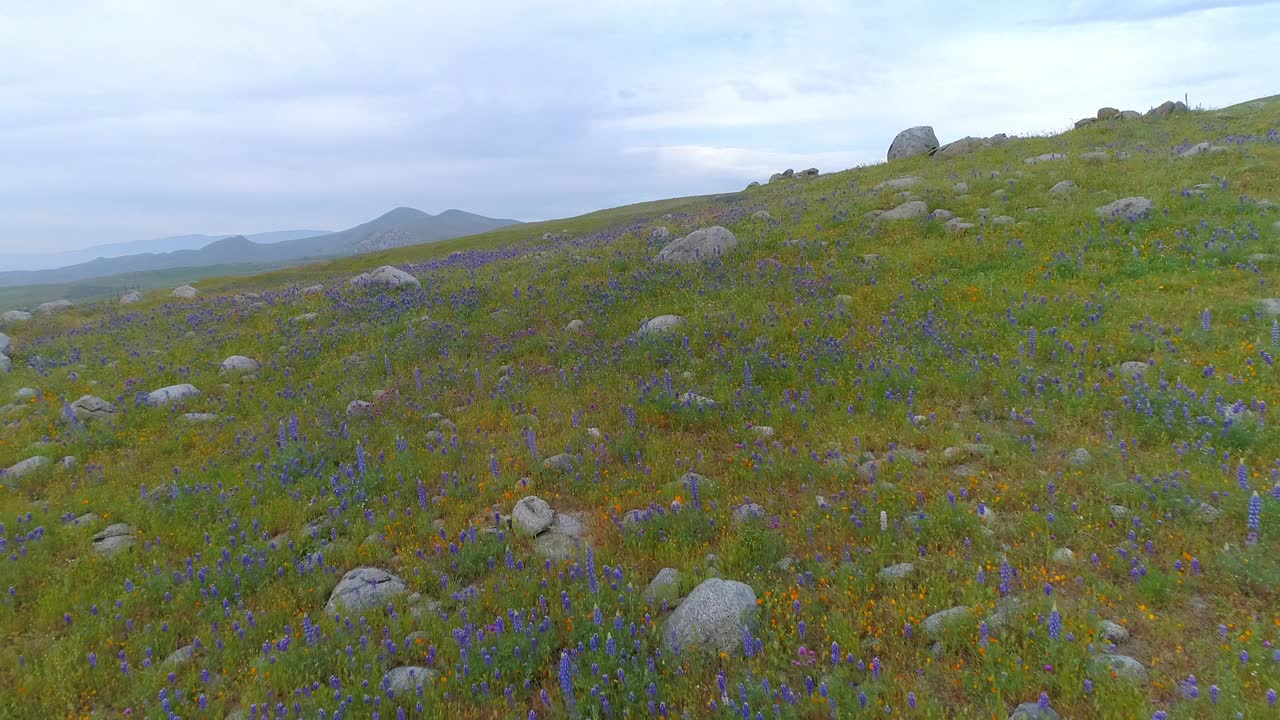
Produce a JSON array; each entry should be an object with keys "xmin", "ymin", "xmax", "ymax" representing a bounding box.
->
[
  {"xmin": 384, "ymin": 666, "xmax": 434, "ymax": 695},
  {"xmin": 162, "ymin": 644, "xmax": 197, "ymax": 667},
  {"xmin": 0, "ymin": 333, "xmax": 9, "ymax": 355},
  {"xmin": 34, "ymin": 299, "xmax": 74, "ymax": 314},
  {"xmin": 325, "ymin": 567, "xmax": 409, "ymax": 615},
  {"xmin": 1097, "ymin": 107, "xmax": 1121, "ymax": 120},
  {"xmin": 1090, "ymin": 653, "xmax": 1148, "ymax": 682},
  {"xmin": 638, "ymin": 315, "xmax": 684, "ymax": 337},
  {"xmin": 797, "ymin": 168, "xmax": 818, "ymax": 177},
  {"xmin": 220, "ymin": 355, "xmax": 260, "ymax": 373},
  {"xmin": 1098, "ymin": 620, "xmax": 1130, "ymax": 644},
  {"xmin": 1067, "ymin": 448, "xmax": 1092, "ymax": 469},
  {"xmin": 543, "ymin": 453, "xmax": 576, "ymax": 473},
  {"xmin": 942, "ymin": 444, "xmax": 993, "ymax": 464},
  {"xmin": 1023, "ymin": 153, "xmax": 1066, "ymax": 165},
  {"xmin": 70, "ymin": 395, "xmax": 119, "ymax": 422},
  {"xmin": 1, "ymin": 310, "xmax": 32, "ymax": 326},
  {"xmin": 1074, "ymin": 117, "xmax": 1096, "ymax": 129},
  {"xmin": 1117, "ymin": 361, "xmax": 1150, "ymax": 379},
  {"xmin": 91, "ymin": 523, "xmax": 134, "ymax": 555},
  {"xmin": 1146, "ymin": 100, "xmax": 1185, "ymax": 117},
  {"xmin": 1009, "ymin": 701, "xmax": 1061, "ymax": 720},
  {"xmin": 649, "ymin": 227, "xmax": 671, "ymax": 240},
  {"xmin": 881, "ymin": 201, "xmax": 928, "ymax": 220},
  {"xmin": 181, "ymin": 413, "xmax": 219, "ymax": 423},
  {"xmin": 886, "ymin": 126, "xmax": 939, "ymax": 161},
  {"xmin": 302, "ymin": 284, "xmax": 325, "ymax": 295},
  {"xmin": 292, "ymin": 313, "xmax": 318, "ymax": 323},
  {"xmin": 643, "ymin": 567, "xmax": 682, "ymax": 603},
  {"xmin": 922, "ymin": 606, "xmax": 971, "ymax": 638},
  {"xmin": 171, "ymin": 285, "xmax": 199, "ymax": 299},
  {"xmin": 872, "ymin": 176, "xmax": 924, "ymax": 192},
  {"xmin": 533, "ymin": 512, "xmax": 589, "ymax": 561},
  {"xmin": 878, "ymin": 562, "xmax": 915, "ymax": 581},
  {"xmin": 678, "ymin": 392, "xmax": 716, "ymax": 409},
  {"xmin": 1095, "ymin": 197, "xmax": 1154, "ymax": 219},
  {"xmin": 1120, "ymin": 110, "xmax": 1141, "ymax": 119},
  {"xmin": 655, "ymin": 226, "xmax": 737, "ymax": 264},
  {"xmin": 1052, "ymin": 548, "xmax": 1075, "ymax": 565},
  {"xmin": 4, "ymin": 455, "xmax": 50, "ymax": 478},
  {"xmin": 512, "ymin": 496, "xmax": 554, "ymax": 535},
  {"xmin": 347, "ymin": 400, "xmax": 374, "ymax": 416},
  {"xmin": 664, "ymin": 578, "xmax": 757, "ymax": 654},
  {"xmin": 731, "ymin": 503, "xmax": 765, "ymax": 523},
  {"xmin": 121, "ymin": 291, "xmax": 143, "ymax": 304},
  {"xmin": 1049, "ymin": 180, "xmax": 1078, "ymax": 194},
  {"xmin": 1260, "ymin": 298, "xmax": 1280, "ymax": 316},
  {"xmin": 350, "ymin": 266, "xmax": 421, "ymax": 289},
  {"xmin": 147, "ymin": 384, "xmax": 201, "ymax": 406},
  {"xmin": 564, "ymin": 319, "xmax": 584, "ymax": 332}
]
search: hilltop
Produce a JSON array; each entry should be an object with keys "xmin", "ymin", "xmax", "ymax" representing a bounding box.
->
[
  {"xmin": 0, "ymin": 207, "xmax": 521, "ymax": 298},
  {"xmin": 0, "ymin": 94, "xmax": 1278, "ymax": 720}
]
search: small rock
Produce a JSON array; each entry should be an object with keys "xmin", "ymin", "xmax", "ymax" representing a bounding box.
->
[
  {"xmin": 171, "ymin": 285, "xmax": 199, "ymax": 299},
  {"xmin": 512, "ymin": 496, "xmax": 554, "ymax": 535},
  {"xmin": 91, "ymin": 523, "xmax": 134, "ymax": 555},
  {"xmin": 220, "ymin": 355, "xmax": 260, "ymax": 373},
  {"xmin": 1117, "ymin": 361, "xmax": 1150, "ymax": 379},
  {"xmin": 1009, "ymin": 701, "xmax": 1061, "ymax": 720},
  {"xmin": 881, "ymin": 201, "xmax": 929, "ymax": 220},
  {"xmin": 121, "ymin": 290, "xmax": 143, "ymax": 304},
  {"xmin": 1193, "ymin": 502, "xmax": 1222, "ymax": 523},
  {"xmin": 1098, "ymin": 620, "xmax": 1130, "ymax": 644},
  {"xmin": 34, "ymin": 299, "xmax": 74, "ymax": 314},
  {"xmin": 325, "ymin": 567, "xmax": 408, "ymax": 615},
  {"xmin": 181, "ymin": 413, "xmax": 219, "ymax": 423},
  {"xmin": 565, "ymin": 319, "xmax": 584, "ymax": 332},
  {"xmin": 644, "ymin": 568, "xmax": 682, "ymax": 603},
  {"xmin": 1049, "ymin": 180, "xmax": 1078, "ymax": 194},
  {"xmin": 70, "ymin": 395, "xmax": 119, "ymax": 422},
  {"xmin": 147, "ymin": 384, "xmax": 201, "ymax": 406},
  {"xmin": 1, "ymin": 310, "xmax": 32, "ymax": 326},
  {"xmin": 878, "ymin": 562, "xmax": 915, "ymax": 581},
  {"xmin": 638, "ymin": 315, "xmax": 684, "ymax": 336},
  {"xmin": 1066, "ymin": 448, "xmax": 1092, "ymax": 469},
  {"xmin": 162, "ymin": 644, "xmax": 197, "ymax": 666},
  {"xmin": 1095, "ymin": 197, "xmax": 1154, "ymax": 219},
  {"xmin": 350, "ymin": 266, "xmax": 420, "ymax": 289},
  {"xmin": 732, "ymin": 503, "xmax": 765, "ymax": 524},
  {"xmin": 1051, "ymin": 548, "xmax": 1075, "ymax": 565},
  {"xmin": 543, "ymin": 453, "xmax": 576, "ymax": 473},
  {"xmin": 347, "ymin": 400, "xmax": 373, "ymax": 416},
  {"xmin": 872, "ymin": 176, "xmax": 924, "ymax": 192},
  {"xmin": 4, "ymin": 456, "xmax": 50, "ymax": 478},
  {"xmin": 383, "ymin": 666, "xmax": 434, "ymax": 695},
  {"xmin": 922, "ymin": 606, "xmax": 971, "ymax": 638},
  {"xmin": 677, "ymin": 392, "xmax": 716, "ymax": 409},
  {"xmin": 1090, "ymin": 653, "xmax": 1148, "ymax": 682},
  {"xmin": 1110, "ymin": 504, "xmax": 1129, "ymax": 518},
  {"xmin": 1023, "ymin": 153, "xmax": 1066, "ymax": 165}
]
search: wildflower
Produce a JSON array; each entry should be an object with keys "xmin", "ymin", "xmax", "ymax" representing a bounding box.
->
[
  {"xmin": 1247, "ymin": 491, "xmax": 1261, "ymax": 544},
  {"xmin": 1048, "ymin": 604, "xmax": 1062, "ymax": 641},
  {"xmin": 879, "ymin": 511, "xmax": 888, "ymax": 531}
]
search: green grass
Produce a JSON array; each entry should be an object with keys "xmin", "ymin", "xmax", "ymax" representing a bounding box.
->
[{"xmin": 1, "ymin": 99, "xmax": 1279, "ymax": 719}]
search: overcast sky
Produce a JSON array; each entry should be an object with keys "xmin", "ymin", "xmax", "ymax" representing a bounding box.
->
[{"xmin": 1, "ymin": 0, "xmax": 1277, "ymax": 253}]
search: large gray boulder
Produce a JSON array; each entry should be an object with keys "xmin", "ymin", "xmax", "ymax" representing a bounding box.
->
[
  {"xmin": 532, "ymin": 512, "xmax": 589, "ymax": 562},
  {"xmin": 1009, "ymin": 701, "xmax": 1061, "ymax": 720},
  {"xmin": 1097, "ymin": 107, "xmax": 1121, "ymax": 120},
  {"xmin": 325, "ymin": 567, "xmax": 409, "ymax": 615},
  {"xmin": 70, "ymin": 395, "xmax": 119, "ymax": 422},
  {"xmin": 34, "ymin": 299, "xmax": 74, "ymax": 315},
  {"xmin": 1095, "ymin": 197, "xmax": 1154, "ymax": 219},
  {"xmin": 664, "ymin": 578, "xmax": 757, "ymax": 654},
  {"xmin": 121, "ymin": 291, "xmax": 143, "ymax": 305},
  {"xmin": 220, "ymin": 356, "xmax": 260, "ymax": 373},
  {"xmin": 1, "ymin": 310, "xmax": 32, "ymax": 326},
  {"xmin": 1049, "ymin": 180, "xmax": 1078, "ymax": 194},
  {"xmin": 171, "ymin": 285, "xmax": 199, "ymax": 299},
  {"xmin": 887, "ymin": 126, "xmax": 939, "ymax": 161},
  {"xmin": 0, "ymin": 333, "xmax": 9, "ymax": 356},
  {"xmin": 512, "ymin": 496, "xmax": 554, "ymax": 535},
  {"xmin": 543, "ymin": 453, "xmax": 577, "ymax": 473},
  {"xmin": 147, "ymin": 384, "xmax": 201, "ymax": 406},
  {"xmin": 655, "ymin": 226, "xmax": 737, "ymax": 264},
  {"xmin": 350, "ymin": 266, "xmax": 421, "ymax": 289}
]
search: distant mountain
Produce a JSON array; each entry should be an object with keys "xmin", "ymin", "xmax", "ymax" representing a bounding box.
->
[
  {"xmin": 0, "ymin": 229, "xmax": 332, "ymax": 272},
  {"xmin": 0, "ymin": 209, "xmax": 519, "ymax": 288}
]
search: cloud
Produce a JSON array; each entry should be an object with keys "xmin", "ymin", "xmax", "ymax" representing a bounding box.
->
[{"xmin": 0, "ymin": 0, "xmax": 1277, "ymax": 252}]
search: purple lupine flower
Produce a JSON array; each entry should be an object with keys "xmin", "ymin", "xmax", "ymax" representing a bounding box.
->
[
  {"xmin": 1247, "ymin": 491, "xmax": 1262, "ymax": 544},
  {"xmin": 558, "ymin": 651, "xmax": 575, "ymax": 708},
  {"xmin": 1048, "ymin": 605, "xmax": 1062, "ymax": 641}
]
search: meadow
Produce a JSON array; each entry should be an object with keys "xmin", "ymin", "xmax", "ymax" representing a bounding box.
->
[{"xmin": 1, "ymin": 96, "xmax": 1278, "ymax": 719}]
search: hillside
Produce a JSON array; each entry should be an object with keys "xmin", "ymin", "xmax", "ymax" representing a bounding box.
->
[
  {"xmin": 0, "ymin": 208, "xmax": 519, "ymax": 289},
  {"xmin": 0, "ymin": 229, "xmax": 332, "ymax": 272},
  {"xmin": 1, "ymin": 96, "xmax": 1279, "ymax": 720}
]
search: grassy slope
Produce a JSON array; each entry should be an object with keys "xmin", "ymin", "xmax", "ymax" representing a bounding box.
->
[{"xmin": 1, "ymin": 101, "xmax": 1279, "ymax": 719}]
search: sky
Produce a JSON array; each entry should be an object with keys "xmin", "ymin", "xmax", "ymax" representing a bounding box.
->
[{"xmin": 1, "ymin": 0, "xmax": 1278, "ymax": 254}]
